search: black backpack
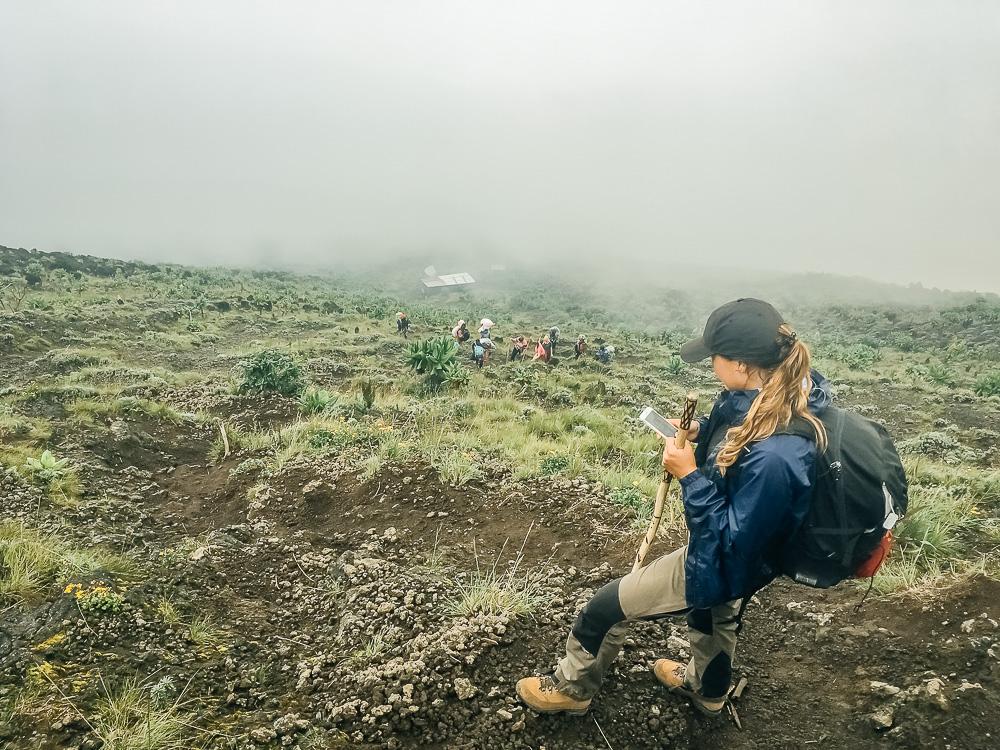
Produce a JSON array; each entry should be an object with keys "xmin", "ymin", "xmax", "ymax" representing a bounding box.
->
[{"xmin": 777, "ymin": 407, "xmax": 908, "ymax": 588}]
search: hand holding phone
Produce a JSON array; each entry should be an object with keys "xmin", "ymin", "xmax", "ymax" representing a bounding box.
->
[
  {"xmin": 667, "ymin": 417, "xmax": 700, "ymax": 441},
  {"xmin": 639, "ymin": 406, "xmax": 678, "ymax": 439},
  {"xmin": 639, "ymin": 406, "xmax": 700, "ymax": 441}
]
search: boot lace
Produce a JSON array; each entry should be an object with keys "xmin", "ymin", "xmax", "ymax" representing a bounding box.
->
[{"xmin": 537, "ymin": 675, "xmax": 560, "ymax": 693}]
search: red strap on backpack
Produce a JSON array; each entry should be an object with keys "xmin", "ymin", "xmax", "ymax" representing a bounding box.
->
[{"xmin": 854, "ymin": 531, "xmax": 893, "ymax": 578}]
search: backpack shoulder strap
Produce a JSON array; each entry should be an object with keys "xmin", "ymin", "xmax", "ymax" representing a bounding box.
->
[{"xmin": 776, "ymin": 415, "xmax": 818, "ymax": 441}]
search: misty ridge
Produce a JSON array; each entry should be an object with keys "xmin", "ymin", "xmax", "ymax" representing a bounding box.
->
[{"xmin": 2, "ymin": 242, "xmax": 996, "ymax": 329}]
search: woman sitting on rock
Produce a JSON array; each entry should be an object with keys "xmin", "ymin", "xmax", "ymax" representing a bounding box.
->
[{"xmin": 517, "ymin": 298, "xmax": 830, "ymax": 718}]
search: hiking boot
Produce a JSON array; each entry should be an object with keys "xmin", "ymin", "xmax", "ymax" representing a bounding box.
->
[
  {"xmin": 515, "ymin": 675, "xmax": 592, "ymax": 715},
  {"xmin": 653, "ymin": 659, "xmax": 727, "ymax": 717}
]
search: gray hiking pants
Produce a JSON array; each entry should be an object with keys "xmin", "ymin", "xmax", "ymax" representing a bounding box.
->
[{"xmin": 553, "ymin": 545, "xmax": 740, "ymax": 700}]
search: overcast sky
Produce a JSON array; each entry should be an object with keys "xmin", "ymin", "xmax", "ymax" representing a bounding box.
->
[{"xmin": 1, "ymin": 2, "xmax": 998, "ymax": 291}]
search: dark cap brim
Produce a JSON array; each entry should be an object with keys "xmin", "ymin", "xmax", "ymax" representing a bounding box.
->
[{"xmin": 679, "ymin": 336, "xmax": 712, "ymax": 363}]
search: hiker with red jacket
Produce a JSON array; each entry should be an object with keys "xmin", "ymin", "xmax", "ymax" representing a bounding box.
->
[
  {"xmin": 532, "ymin": 335, "xmax": 551, "ymax": 363},
  {"xmin": 517, "ymin": 299, "xmax": 832, "ymax": 717}
]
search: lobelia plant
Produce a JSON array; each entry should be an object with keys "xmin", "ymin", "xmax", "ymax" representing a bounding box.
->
[
  {"xmin": 974, "ymin": 372, "xmax": 1000, "ymax": 397},
  {"xmin": 925, "ymin": 362, "xmax": 957, "ymax": 387},
  {"xmin": 405, "ymin": 336, "xmax": 466, "ymax": 389},
  {"xmin": 23, "ymin": 450, "xmax": 70, "ymax": 487},
  {"xmin": 298, "ymin": 387, "xmax": 337, "ymax": 415},
  {"xmin": 664, "ymin": 355, "xmax": 684, "ymax": 376}
]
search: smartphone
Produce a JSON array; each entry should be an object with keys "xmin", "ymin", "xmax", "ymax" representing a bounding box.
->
[{"xmin": 638, "ymin": 406, "xmax": 677, "ymax": 439}]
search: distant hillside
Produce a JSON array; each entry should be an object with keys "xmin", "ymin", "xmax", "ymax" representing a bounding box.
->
[{"xmin": 2, "ymin": 243, "xmax": 995, "ymax": 312}]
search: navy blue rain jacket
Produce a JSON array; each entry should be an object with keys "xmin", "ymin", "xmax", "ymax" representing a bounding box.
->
[{"xmin": 678, "ymin": 371, "xmax": 832, "ymax": 608}]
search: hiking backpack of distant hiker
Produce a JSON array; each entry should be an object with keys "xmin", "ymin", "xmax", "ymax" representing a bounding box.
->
[
  {"xmin": 771, "ymin": 406, "xmax": 908, "ymax": 588},
  {"xmin": 472, "ymin": 341, "xmax": 486, "ymax": 368}
]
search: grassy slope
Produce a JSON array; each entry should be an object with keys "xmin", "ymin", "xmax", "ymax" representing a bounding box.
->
[{"xmin": 1, "ymin": 247, "xmax": 999, "ymax": 745}]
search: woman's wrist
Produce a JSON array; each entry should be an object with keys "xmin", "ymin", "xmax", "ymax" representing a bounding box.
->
[{"xmin": 677, "ymin": 467, "xmax": 703, "ymax": 485}]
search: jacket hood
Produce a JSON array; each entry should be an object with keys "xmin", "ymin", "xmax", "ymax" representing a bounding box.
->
[
  {"xmin": 806, "ymin": 370, "xmax": 832, "ymax": 414},
  {"xmin": 715, "ymin": 368, "xmax": 831, "ymax": 422}
]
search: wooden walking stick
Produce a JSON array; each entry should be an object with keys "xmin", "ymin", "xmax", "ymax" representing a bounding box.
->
[{"xmin": 631, "ymin": 392, "xmax": 698, "ymax": 572}]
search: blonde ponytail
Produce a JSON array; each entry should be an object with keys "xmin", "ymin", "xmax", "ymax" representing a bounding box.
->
[{"xmin": 716, "ymin": 324, "xmax": 827, "ymax": 473}]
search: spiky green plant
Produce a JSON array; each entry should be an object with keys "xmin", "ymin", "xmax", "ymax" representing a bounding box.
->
[
  {"xmin": 446, "ymin": 541, "xmax": 548, "ymax": 618},
  {"xmin": 405, "ymin": 336, "xmax": 463, "ymax": 389},
  {"xmin": 91, "ymin": 677, "xmax": 191, "ymax": 750},
  {"xmin": 974, "ymin": 372, "xmax": 1000, "ymax": 397},
  {"xmin": 925, "ymin": 362, "xmax": 956, "ymax": 387},
  {"xmin": 299, "ymin": 387, "xmax": 337, "ymax": 415},
  {"xmin": 664, "ymin": 355, "xmax": 684, "ymax": 375}
]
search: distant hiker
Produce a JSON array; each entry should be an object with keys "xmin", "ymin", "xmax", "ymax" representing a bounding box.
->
[
  {"xmin": 472, "ymin": 338, "xmax": 494, "ymax": 369},
  {"xmin": 594, "ymin": 341, "xmax": 614, "ymax": 364},
  {"xmin": 517, "ymin": 299, "xmax": 834, "ymax": 719},
  {"xmin": 472, "ymin": 339, "xmax": 486, "ymax": 369},
  {"xmin": 481, "ymin": 336, "xmax": 496, "ymax": 367},
  {"xmin": 533, "ymin": 335, "xmax": 552, "ymax": 363},
  {"xmin": 453, "ymin": 319, "xmax": 471, "ymax": 344},
  {"xmin": 396, "ymin": 312, "xmax": 410, "ymax": 338},
  {"xmin": 574, "ymin": 335, "xmax": 587, "ymax": 359},
  {"xmin": 510, "ymin": 335, "xmax": 529, "ymax": 362},
  {"xmin": 548, "ymin": 326, "xmax": 561, "ymax": 355}
]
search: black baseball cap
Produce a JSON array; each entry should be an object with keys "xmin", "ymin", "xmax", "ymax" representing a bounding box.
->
[{"xmin": 680, "ymin": 298, "xmax": 787, "ymax": 366}]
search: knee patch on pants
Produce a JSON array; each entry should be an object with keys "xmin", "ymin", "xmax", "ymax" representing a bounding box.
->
[
  {"xmin": 700, "ymin": 651, "xmax": 732, "ymax": 699},
  {"xmin": 572, "ymin": 579, "xmax": 625, "ymax": 656},
  {"xmin": 686, "ymin": 608, "xmax": 713, "ymax": 635}
]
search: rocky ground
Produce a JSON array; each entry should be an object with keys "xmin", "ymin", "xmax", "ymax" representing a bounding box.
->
[{"xmin": 2, "ymin": 397, "xmax": 998, "ymax": 749}]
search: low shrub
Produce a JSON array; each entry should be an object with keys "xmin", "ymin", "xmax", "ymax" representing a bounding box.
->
[
  {"xmin": 898, "ymin": 432, "xmax": 979, "ymax": 464},
  {"xmin": 539, "ymin": 454, "xmax": 571, "ymax": 476},
  {"xmin": 234, "ymin": 350, "xmax": 304, "ymax": 396},
  {"xmin": 840, "ymin": 344, "xmax": 879, "ymax": 370}
]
